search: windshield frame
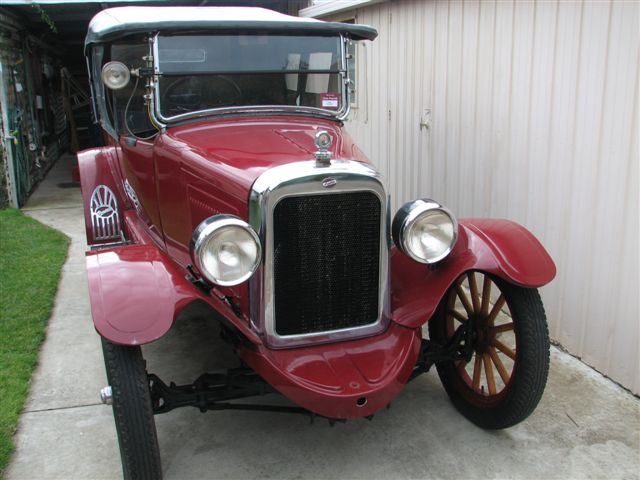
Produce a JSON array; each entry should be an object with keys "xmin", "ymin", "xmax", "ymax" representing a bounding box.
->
[{"xmin": 150, "ymin": 33, "xmax": 351, "ymax": 125}]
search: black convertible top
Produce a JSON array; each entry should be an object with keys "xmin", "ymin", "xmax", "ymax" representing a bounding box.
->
[{"xmin": 85, "ymin": 6, "xmax": 378, "ymax": 50}]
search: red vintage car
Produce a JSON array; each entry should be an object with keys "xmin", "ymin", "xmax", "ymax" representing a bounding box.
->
[{"xmin": 80, "ymin": 6, "xmax": 555, "ymax": 479}]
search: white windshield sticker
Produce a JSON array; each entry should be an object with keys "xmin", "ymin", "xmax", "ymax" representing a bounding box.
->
[{"xmin": 321, "ymin": 93, "xmax": 339, "ymax": 109}]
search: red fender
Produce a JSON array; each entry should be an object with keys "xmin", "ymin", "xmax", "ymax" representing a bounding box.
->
[
  {"xmin": 390, "ymin": 218, "xmax": 556, "ymax": 329},
  {"xmin": 77, "ymin": 146, "xmax": 129, "ymax": 246},
  {"xmin": 86, "ymin": 243, "xmax": 261, "ymax": 346}
]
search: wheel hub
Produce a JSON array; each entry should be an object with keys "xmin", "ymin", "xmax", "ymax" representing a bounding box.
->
[{"xmin": 471, "ymin": 314, "xmax": 493, "ymax": 352}]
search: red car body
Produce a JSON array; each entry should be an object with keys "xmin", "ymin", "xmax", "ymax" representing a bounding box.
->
[
  {"xmin": 79, "ymin": 113, "xmax": 555, "ymax": 419},
  {"xmin": 81, "ymin": 12, "xmax": 558, "ymax": 480}
]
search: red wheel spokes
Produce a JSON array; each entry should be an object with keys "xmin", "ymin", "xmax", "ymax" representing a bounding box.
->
[
  {"xmin": 486, "ymin": 294, "xmax": 506, "ymax": 325},
  {"xmin": 472, "ymin": 353, "xmax": 482, "ymax": 390},
  {"xmin": 491, "ymin": 322, "xmax": 514, "ymax": 334},
  {"xmin": 467, "ymin": 272, "xmax": 481, "ymax": 313},
  {"xmin": 481, "ymin": 275, "xmax": 492, "ymax": 316},
  {"xmin": 448, "ymin": 309, "xmax": 467, "ymax": 323},
  {"xmin": 455, "ymin": 283, "xmax": 474, "ymax": 317},
  {"xmin": 488, "ymin": 346, "xmax": 511, "ymax": 384},
  {"xmin": 482, "ymin": 353, "xmax": 497, "ymax": 395},
  {"xmin": 493, "ymin": 338, "xmax": 516, "ymax": 361}
]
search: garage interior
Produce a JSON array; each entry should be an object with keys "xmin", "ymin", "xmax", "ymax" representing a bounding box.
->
[{"xmin": 0, "ymin": 0, "xmax": 304, "ymax": 207}]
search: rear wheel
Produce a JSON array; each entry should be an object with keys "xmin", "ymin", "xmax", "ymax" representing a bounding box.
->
[
  {"xmin": 102, "ymin": 339, "xmax": 162, "ymax": 479},
  {"xmin": 428, "ymin": 271, "xmax": 550, "ymax": 429}
]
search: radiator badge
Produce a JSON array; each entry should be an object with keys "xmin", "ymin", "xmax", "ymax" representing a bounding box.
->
[{"xmin": 322, "ymin": 177, "xmax": 337, "ymax": 188}]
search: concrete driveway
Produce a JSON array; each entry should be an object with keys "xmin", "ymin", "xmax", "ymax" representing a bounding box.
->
[{"xmin": 7, "ymin": 155, "xmax": 640, "ymax": 480}]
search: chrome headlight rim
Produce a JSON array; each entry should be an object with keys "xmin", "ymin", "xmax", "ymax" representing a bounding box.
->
[
  {"xmin": 191, "ymin": 214, "xmax": 262, "ymax": 287},
  {"xmin": 392, "ymin": 199, "xmax": 458, "ymax": 265},
  {"xmin": 101, "ymin": 61, "xmax": 131, "ymax": 90}
]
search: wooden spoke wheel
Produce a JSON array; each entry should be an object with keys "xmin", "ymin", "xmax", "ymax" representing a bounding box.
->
[
  {"xmin": 428, "ymin": 271, "xmax": 550, "ymax": 429},
  {"xmin": 447, "ymin": 272, "xmax": 516, "ymax": 400}
]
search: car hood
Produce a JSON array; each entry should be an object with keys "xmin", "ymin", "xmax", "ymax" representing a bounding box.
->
[
  {"xmin": 159, "ymin": 115, "xmax": 365, "ymax": 196},
  {"xmin": 151, "ymin": 114, "xmax": 371, "ymax": 301}
]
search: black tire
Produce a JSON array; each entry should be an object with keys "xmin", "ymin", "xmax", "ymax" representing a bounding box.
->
[
  {"xmin": 428, "ymin": 272, "xmax": 550, "ymax": 429},
  {"xmin": 102, "ymin": 339, "xmax": 162, "ymax": 479}
]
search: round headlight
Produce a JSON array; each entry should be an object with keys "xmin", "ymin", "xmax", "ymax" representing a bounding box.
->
[
  {"xmin": 392, "ymin": 199, "xmax": 458, "ymax": 264},
  {"xmin": 101, "ymin": 61, "xmax": 131, "ymax": 90},
  {"xmin": 191, "ymin": 215, "xmax": 262, "ymax": 286}
]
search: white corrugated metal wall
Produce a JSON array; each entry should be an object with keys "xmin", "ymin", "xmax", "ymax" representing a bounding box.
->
[{"xmin": 327, "ymin": 0, "xmax": 639, "ymax": 393}]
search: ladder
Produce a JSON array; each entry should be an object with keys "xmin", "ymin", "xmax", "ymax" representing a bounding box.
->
[{"xmin": 60, "ymin": 67, "xmax": 92, "ymax": 152}]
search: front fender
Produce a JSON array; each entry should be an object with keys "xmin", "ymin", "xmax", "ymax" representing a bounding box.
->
[
  {"xmin": 86, "ymin": 244, "xmax": 261, "ymax": 346},
  {"xmin": 86, "ymin": 245, "xmax": 201, "ymax": 345},
  {"xmin": 391, "ymin": 218, "xmax": 555, "ymax": 329}
]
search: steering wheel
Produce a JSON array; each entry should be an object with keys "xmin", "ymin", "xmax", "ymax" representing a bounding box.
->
[{"xmin": 161, "ymin": 75, "xmax": 243, "ymax": 116}]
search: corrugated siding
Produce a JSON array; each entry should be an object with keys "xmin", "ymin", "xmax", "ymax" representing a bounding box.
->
[{"xmin": 341, "ymin": 0, "xmax": 639, "ymax": 393}]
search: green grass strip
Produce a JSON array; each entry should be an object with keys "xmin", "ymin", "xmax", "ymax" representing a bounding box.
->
[{"xmin": 0, "ymin": 209, "xmax": 69, "ymax": 477}]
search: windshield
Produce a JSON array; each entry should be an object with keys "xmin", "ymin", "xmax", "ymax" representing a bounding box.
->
[{"xmin": 155, "ymin": 34, "xmax": 345, "ymax": 120}]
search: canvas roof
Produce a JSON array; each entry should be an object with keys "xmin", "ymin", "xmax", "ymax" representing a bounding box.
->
[{"xmin": 85, "ymin": 6, "xmax": 377, "ymax": 49}]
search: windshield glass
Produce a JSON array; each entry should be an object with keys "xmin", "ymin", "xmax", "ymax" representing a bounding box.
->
[{"xmin": 155, "ymin": 34, "xmax": 345, "ymax": 120}]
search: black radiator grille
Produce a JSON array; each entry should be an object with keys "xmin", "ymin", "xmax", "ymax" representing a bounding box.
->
[{"xmin": 273, "ymin": 191, "xmax": 381, "ymax": 336}]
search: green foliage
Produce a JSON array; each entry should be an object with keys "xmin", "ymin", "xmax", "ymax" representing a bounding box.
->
[
  {"xmin": 30, "ymin": 4, "xmax": 57, "ymax": 34},
  {"xmin": 0, "ymin": 209, "xmax": 68, "ymax": 476},
  {"xmin": 0, "ymin": 145, "xmax": 7, "ymax": 209}
]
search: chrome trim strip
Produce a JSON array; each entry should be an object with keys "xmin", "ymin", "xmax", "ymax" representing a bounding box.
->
[
  {"xmin": 151, "ymin": 34, "xmax": 166, "ymax": 129},
  {"xmin": 89, "ymin": 233, "xmax": 127, "ymax": 251},
  {"xmin": 123, "ymin": 179, "xmax": 141, "ymax": 212},
  {"xmin": 156, "ymin": 105, "xmax": 341, "ymax": 125},
  {"xmin": 249, "ymin": 160, "xmax": 390, "ymax": 349},
  {"xmin": 337, "ymin": 34, "xmax": 351, "ymax": 121}
]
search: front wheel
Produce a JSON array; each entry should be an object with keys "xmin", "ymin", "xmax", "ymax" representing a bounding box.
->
[
  {"xmin": 428, "ymin": 271, "xmax": 550, "ymax": 429},
  {"xmin": 102, "ymin": 339, "xmax": 162, "ymax": 479}
]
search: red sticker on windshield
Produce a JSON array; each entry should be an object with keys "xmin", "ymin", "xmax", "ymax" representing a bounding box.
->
[{"xmin": 321, "ymin": 93, "xmax": 340, "ymax": 110}]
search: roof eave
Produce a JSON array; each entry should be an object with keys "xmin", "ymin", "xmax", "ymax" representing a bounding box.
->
[{"xmin": 298, "ymin": 0, "xmax": 387, "ymax": 19}]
